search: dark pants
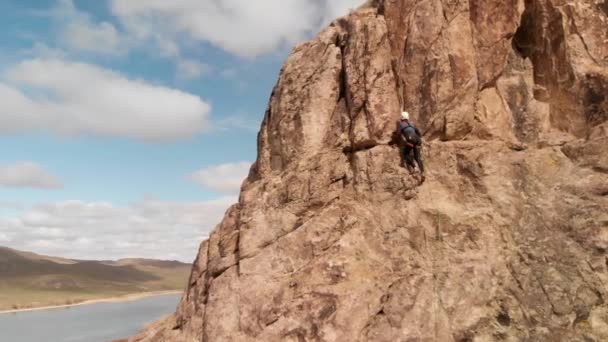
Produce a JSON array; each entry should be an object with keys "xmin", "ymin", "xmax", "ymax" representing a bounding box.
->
[{"xmin": 401, "ymin": 145, "xmax": 424, "ymax": 174}]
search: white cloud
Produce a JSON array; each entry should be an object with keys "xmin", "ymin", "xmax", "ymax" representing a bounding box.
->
[
  {"xmin": 63, "ymin": 21, "xmax": 122, "ymax": 55},
  {"xmin": 190, "ymin": 162, "xmax": 251, "ymax": 194},
  {"xmin": 51, "ymin": 0, "xmax": 125, "ymax": 55},
  {"xmin": 0, "ymin": 197, "xmax": 235, "ymax": 262},
  {"xmin": 24, "ymin": 42, "xmax": 68, "ymax": 59},
  {"xmin": 43, "ymin": 1, "xmax": 192, "ymax": 80},
  {"xmin": 0, "ymin": 201, "xmax": 24, "ymax": 210},
  {"xmin": 0, "ymin": 162, "xmax": 63, "ymax": 189},
  {"xmin": 1, "ymin": 58, "xmax": 211, "ymax": 141},
  {"xmin": 32, "ymin": 1, "xmax": 363, "ymax": 80},
  {"xmin": 157, "ymin": 39, "xmax": 180, "ymax": 58},
  {"xmin": 323, "ymin": 0, "xmax": 364, "ymax": 22},
  {"xmin": 176, "ymin": 58, "xmax": 210, "ymax": 80},
  {"xmin": 109, "ymin": 0, "xmax": 365, "ymax": 58},
  {"xmin": 213, "ymin": 113, "xmax": 260, "ymax": 132},
  {"xmin": 220, "ymin": 68, "xmax": 238, "ymax": 79}
]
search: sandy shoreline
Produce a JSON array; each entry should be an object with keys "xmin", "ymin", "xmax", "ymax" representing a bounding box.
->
[{"xmin": 0, "ymin": 290, "xmax": 183, "ymax": 315}]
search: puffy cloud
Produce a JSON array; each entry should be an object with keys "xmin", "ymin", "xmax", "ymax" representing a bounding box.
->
[
  {"xmin": 190, "ymin": 162, "xmax": 251, "ymax": 194},
  {"xmin": 0, "ymin": 201, "xmax": 24, "ymax": 210},
  {"xmin": 0, "ymin": 197, "xmax": 235, "ymax": 262},
  {"xmin": 213, "ymin": 112, "xmax": 260, "ymax": 132},
  {"xmin": 63, "ymin": 21, "xmax": 122, "ymax": 55},
  {"xmin": 176, "ymin": 59, "xmax": 210, "ymax": 80},
  {"xmin": 44, "ymin": 1, "xmax": 194, "ymax": 80},
  {"xmin": 0, "ymin": 162, "xmax": 63, "ymax": 189},
  {"xmin": 40, "ymin": 0, "xmax": 364, "ymax": 79},
  {"xmin": 220, "ymin": 68, "xmax": 238, "ymax": 79},
  {"xmin": 109, "ymin": 0, "xmax": 365, "ymax": 58},
  {"xmin": 34, "ymin": 1, "xmax": 364, "ymax": 81},
  {"xmin": 1, "ymin": 58, "xmax": 211, "ymax": 141},
  {"xmin": 24, "ymin": 42, "xmax": 68, "ymax": 59},
  {"xmin": 52, "ymin": 0, "xmax": 125, "ymax": 55},
  {"xmin": 0, "ymin": 232, "xmax": 9, "ymax": 243}
]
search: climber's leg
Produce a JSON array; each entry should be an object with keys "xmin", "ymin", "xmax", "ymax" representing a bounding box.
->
[
  {"xmin": 414, "ymin": 146, "xmax": 424, "ymax": 174},
  {"xmin": 402, "ymin": 146, "xmax": 416, "ymax": 173}
]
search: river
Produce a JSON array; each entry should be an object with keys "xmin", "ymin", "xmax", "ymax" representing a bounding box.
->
[{"xmin": 0, "ymin": 293, "xmax": 180, "ymax": 342}]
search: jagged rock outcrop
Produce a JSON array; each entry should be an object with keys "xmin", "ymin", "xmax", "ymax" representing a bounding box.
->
[{"xmin": 131, "ymin": 0, "xmax": 608, "ymax": 341}]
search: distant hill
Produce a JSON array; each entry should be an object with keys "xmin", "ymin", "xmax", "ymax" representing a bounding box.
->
[{"xmin": 0, "ymin": 246, "xmax": 190, "ymax": 311}]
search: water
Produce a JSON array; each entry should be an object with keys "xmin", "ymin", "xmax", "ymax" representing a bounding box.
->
[{"xmin": 0, "ymin": 294, "xmax": 180, "ymax": 342}]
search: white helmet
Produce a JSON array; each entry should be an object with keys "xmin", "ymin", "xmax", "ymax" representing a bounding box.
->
[{"xmin": 401, "ymin": 111, "xmax": 410, "ymax": 120}]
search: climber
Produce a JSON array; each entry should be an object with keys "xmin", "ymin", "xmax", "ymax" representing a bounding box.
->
[{"xmin": 398, "ymin": 111, "xmax": 425, "ymax": 181}]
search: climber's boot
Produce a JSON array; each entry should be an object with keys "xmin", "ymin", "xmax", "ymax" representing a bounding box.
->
[{"xmin": 406, "ymin": 164, "xmax": 415, "ymax": 175}]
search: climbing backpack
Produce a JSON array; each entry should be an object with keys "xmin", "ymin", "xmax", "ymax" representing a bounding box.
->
[{"xmin": 400, "ymin": 122, "xmax": 420, "ymax": 145}]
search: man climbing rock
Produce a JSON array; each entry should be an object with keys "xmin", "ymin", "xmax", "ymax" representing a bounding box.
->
[{"xmin": 398, "ymin": 111, "xmax": 425, "ymax": 182}]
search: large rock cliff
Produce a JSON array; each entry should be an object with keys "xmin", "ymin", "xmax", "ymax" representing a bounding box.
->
[{"xmin": 131, "ymin": 0, "xmax": 608, "ymax": 340}]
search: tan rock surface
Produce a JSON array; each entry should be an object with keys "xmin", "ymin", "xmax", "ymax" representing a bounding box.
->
[{"xmin": 130, "ymin": 0, "xmax": 607, "ymax": 341}]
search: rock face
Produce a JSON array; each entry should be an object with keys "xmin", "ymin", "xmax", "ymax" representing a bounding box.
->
[{"xmin": 131, "ymin": 0, "xmax": 608, "ymax": 341}]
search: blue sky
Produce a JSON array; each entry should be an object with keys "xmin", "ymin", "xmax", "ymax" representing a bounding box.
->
[{"xmin": 0, "ymin": 0, "xmax": 363, "ymax": 261}]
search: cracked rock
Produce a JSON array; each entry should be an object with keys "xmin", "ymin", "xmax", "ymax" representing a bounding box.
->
[{"xmin": 129, "ymin": 1, "xmax": 607, "ymax": 341}]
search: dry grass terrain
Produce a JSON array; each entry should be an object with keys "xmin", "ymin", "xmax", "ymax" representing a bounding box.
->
[{"xmin": 0, "ymin": 246, "xmax": 190, "ymax": 311}]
